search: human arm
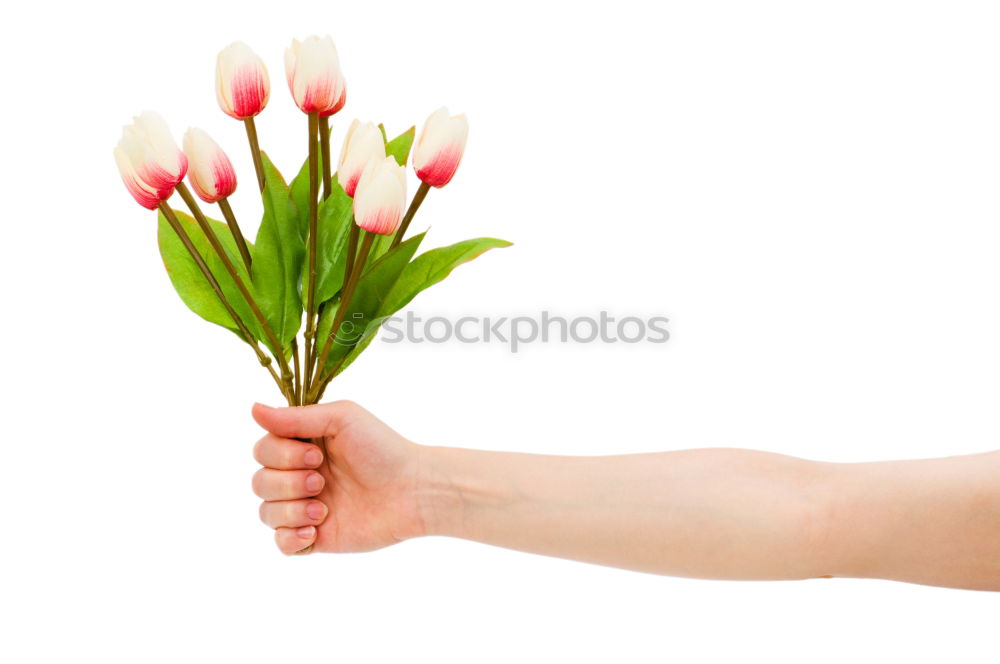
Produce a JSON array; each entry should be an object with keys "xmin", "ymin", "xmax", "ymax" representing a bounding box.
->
[{"xmin": 250, "ymin": 401, "xmax": 1000, "ymax": 590}]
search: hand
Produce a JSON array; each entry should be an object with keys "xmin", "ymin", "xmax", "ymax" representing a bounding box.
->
[{"xmin": 251, "ymin": 401, "xmax": 431, "ymax": 555}]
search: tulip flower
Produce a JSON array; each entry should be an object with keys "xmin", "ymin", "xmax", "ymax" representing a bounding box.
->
[
  {"xmin": 354, "ymin": 156, "xmax": 407, "ymax": 236},
  {"xmin": 337, "ymin": 120, "xmax": 386, "ymax": 198},
  {"xmin": 413, "ymin": 107, "xmax": 469, "ymax": 188},
  {"xmin": 329, "ymin": 89, "xmax": 347, "ymax": 117},
  {"xmin": 388, "ymin": 108, "xmax": 468, "ymax": 249},
  {"xmin": 215, "ymin": 42, "xmax": 270, "ymax": 120},
  {"xmin": 284, "ymin": 36, "xmax": 347, "ymax": 116},
  {"xmin": 114, "ymin": 111, "xmax": 188, "ymax": 209},
  {"xmin": 182, "ymin": 128, "xmax": 253, "ymax": 271},
  {"xmin": 183, "ymin": 128, "xmax": 237, "ymax": 204},
  {"xmin": 216, "ymin": 42, "xmax": 270, "ymax": 192}
]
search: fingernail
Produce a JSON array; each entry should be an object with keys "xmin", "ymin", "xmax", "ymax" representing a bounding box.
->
[
  {"xmin": 297, "ymin": 526, "xmax": 316, "ymax": 539},
  {"xmin": 305, "ymin": 473, "xmax": 324, "ymax": 492},
  {"xmin": 306, "ymin": 502, "xmax": 324, "ymax": 520},
  {"xmin": 304, "ymin": 448, "xmax": 323, "ymax": 467}
]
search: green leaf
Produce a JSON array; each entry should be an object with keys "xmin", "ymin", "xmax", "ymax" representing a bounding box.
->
[
  {"xmin": 290, "ymin": 125, "xmax": 418, "ymax": 311},
  {"xmin": 365, "ymin": 234, "xmax": 394, "ymax": 275},
  {"xmin": 380, "ymin": 238, "xmax": 513, "ymax": 316},
  {"xmin": 253, "ymin": 152, "xmax": 305, "ymax": 353},
  {"xmin": 332, "ymin": 237, "xmax": 511, "ymax": 376},
  {"xmin": 314, "ymin": 232, "xmax": 426, "ymax": 376},
  {"xmin": 305, "ymin": 176, "xmax": 355, "ymax": 306},
  {"xmin": 290, "ymin": 136, "xmax": 341, "ymax": 304},
  {"xmin": 157, "ymin": 208, "xmax": 261, "ymax": 338},
  {"xmin": 385, "ymin": 126, "xmax": 416, "ymax": 166}
]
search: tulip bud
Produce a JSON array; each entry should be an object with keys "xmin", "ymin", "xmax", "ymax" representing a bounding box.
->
[
  {"xmin": 413, "ymin": 107, "xmax": 469, "ymax": 188},
  {"xmin": 337, "ymin": 120, "xmax": 386, "ymax": 198},
  {"xmin": 114, "ymin": 111, "xmax": 188, "ymax": 209},
  {"xmin": 216, "ymin": 42, "xmax": 270, "ymax": 120},
  {"xmin": 284, "ymin": 36, "xmax": 346, "ymax": 116},
  {"xmin": 183, "ymin": 128, "xmax": 237, "ymax": 204},
  {"xmin": 353, "ymin": 156, "xmax": 407, "ymax": 236}
]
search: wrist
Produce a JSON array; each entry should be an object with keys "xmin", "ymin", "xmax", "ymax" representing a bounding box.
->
[{"xmin": 411, "ymin": 444, "xmax": 493, "ymax": 539}]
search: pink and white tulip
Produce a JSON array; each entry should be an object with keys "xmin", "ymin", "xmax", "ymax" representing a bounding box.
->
[
  {"xmin": 337, "ymin": 120, "xmax": 385, "ymax": 198},
  {"xmin": 353, "ymin": 156, "xmax": 407, "ymax": 236},
  {"xmin": 216, "ymin": 42, "xmax": 270, "ymax": 120},
  {"xmin": 413, "ymin": 107, "xmax": 468, "ymax": 188},
  {"xmin": 183, "ymin": 128, "xmax": 237, "ymax": 204},
  {"xmin": 114, "ymin": 112, "xmax": 188, "ymax": 210},
  {"xmin": 284, "ymin": 36, "xmax": 346, "ymax": 117}
]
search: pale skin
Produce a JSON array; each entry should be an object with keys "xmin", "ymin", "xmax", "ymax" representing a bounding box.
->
[{"xmin": 251, "ymin": 401, "xmax": 1000, "ymax": 591}]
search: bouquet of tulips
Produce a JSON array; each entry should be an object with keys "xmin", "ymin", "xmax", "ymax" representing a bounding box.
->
[{"xmin": 115, "ymin": 36, "xmax": 510, "ymax": 406}]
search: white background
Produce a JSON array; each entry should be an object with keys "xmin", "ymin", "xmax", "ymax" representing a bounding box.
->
[{"xmin": 1, "ymin": 0, "xmax": 998, "ymax": 661}]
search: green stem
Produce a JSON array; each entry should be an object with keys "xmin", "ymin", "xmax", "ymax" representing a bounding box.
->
[
  {"xmin": 319, "ymin": 115, "xmax": 332, "ymax": 200},
  {"xmin": 158, "ymin": 203, "xmax": 290, "ymax": 403},
  {"xmin": 243, "ymin": 117, "xmax": 266, "ymax": 192},
  {"xmin": 309, "ymin": 230, "xmax": 375, "ymax": 399},
  {"xmin": 218, "ymin": 197, "xmax": 252, "ymax": 272},
  {"xmin": 390, "ymin": 181, "xmax": 431, "ymax": 249},
  {"xmin": 343, "ymin": 223, "xmax": 359, "ymax": 293},
  {"xmin": 291, "ymin": 339, "xmax": 303, "ymax": 405},
  {"xmin": 175, "ymin": 183, "xmax": 295, "ymax": 397},
  {"xmin": 303, "ymin": 113, "xmax": 321, "ymax": 392},
  {"xmin": 311, "ymin": 355, "xmax": 346, "ymax": 404}
]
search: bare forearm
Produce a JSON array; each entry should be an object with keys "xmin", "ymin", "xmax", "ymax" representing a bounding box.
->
[
  {"xmin": 416, "ymin": 446, "xmax": 1000, "ymax": 589},
  {"xmin": 418, "ymin": 447, "xmax": 839, "ymax": 580}
]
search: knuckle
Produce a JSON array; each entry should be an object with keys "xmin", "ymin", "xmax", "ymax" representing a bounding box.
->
[
  {"xmin": 251, "ymin": 470, "xmax": 264, "ymax": 497},
  {"xmin": 258, "ymin": 502, "xmax": 269, "ymax": 525},
  {"xmin": 252, "ymin": 437, "xmax": 266, "ymax": 464},
  {"xmin": 333, "ymin": 400, "xmax": 362, "ymax": 419},
  {"xmin": 283, "ymin": 446, "xmax": 298, "ymax": 469},
  {"xmin": 277, "ymin": 473, "xmax": 292, "ymax": 497}
]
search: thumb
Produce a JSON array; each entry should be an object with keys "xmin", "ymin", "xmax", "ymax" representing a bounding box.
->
[{"xmin": 251, "ymin": 402, "xmax": 353, "ymax": 439}]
